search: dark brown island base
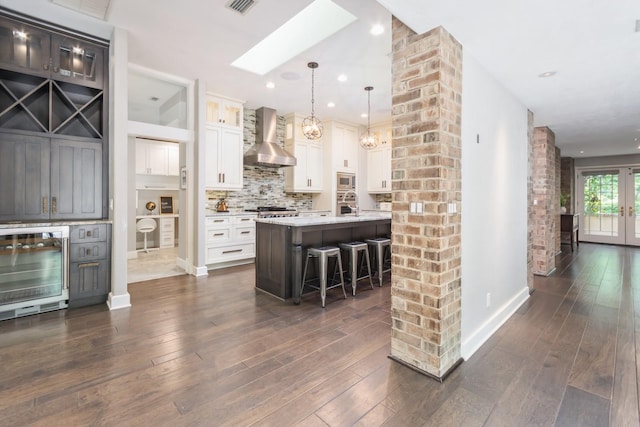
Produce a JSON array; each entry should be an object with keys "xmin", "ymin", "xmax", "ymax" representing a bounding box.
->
[{"xmin": 254, "ymin": 215, "xmax": 391, "ymax": 304}]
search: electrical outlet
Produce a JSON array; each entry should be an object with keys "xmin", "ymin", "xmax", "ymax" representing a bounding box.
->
[
  {"xmin": 486, "ymin": 293, "xmax": 491, "ymax": 308},
  {"xmin": 410, "ymin": 202, "xmax": 416, "ymax": 213},
  {"xmin": 416, "ymin": 202, "xmax": 423, "ymax": 213}
]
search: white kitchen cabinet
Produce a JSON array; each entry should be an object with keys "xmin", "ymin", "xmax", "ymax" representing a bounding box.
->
[
  {"xmin": 283, "ymin": 114, "xmax": 323, "ymax": 193},
  {"xmin": 367, "ymin": 124, "xmax": 392, "ymax": 193},
  {"xmin": 159, "ymin": 217, "xmax": 175, "ymax": 248},
  {"xmin": 135, "ymin": 139, "xmax": 179, "ymax": 176},
  {"xmin": 204, "ymin": 125, "xmax": 243, "ymax": 190},
  {"xmin": 324, "ymin": 120, "xmax": 358, "ymax": 172},
  {"xmin": 206, "ymin": 214, "xmax": 256, "ymax": 269},
  {"xmin": 206, "ymin": 94, "xmax": 244, "ymax": 129}
]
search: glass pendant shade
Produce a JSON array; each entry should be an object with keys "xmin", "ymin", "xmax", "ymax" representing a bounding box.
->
[
  {"xmin": 303, "ymin": 62, "xmax": 323, "ymax": 140},
  {"xmin": 360, "ymin": 86, "xmax": 378, "ymax": 149}
]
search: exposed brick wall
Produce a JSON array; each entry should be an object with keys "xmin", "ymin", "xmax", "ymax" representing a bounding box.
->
[
  {"xmin": 555, "ymin": 147, "xmax": 561, "ymax": 254},
  {"xmin": 532, "ymin": 127, "xmax": 556, "ymax": 275},
  {"xmin": 527, "ymin": 110, "xmax": 534, "ymax": 290},
  {"xmin": 390, "ymin": 19, "xmax": 462, "ymax": 379},
  {"xmin": 561, "ymin": 157, "xmax": 575, "ymax": 213}
]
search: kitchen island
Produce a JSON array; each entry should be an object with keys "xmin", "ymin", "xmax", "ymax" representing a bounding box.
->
[{"xmin": 254, "ymin": 215, "xmax": 391, "ymax": 303}]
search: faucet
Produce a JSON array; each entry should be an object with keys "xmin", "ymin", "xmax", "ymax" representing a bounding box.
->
[{"xmin": 342, "ymin": 190, "xmax": 359, "ymax": 217}]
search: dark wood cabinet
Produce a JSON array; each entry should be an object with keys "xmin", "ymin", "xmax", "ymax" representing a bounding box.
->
[
  {"xmin": 0, "ymin": 16, "xmax": 105, "ymax": 89},
  {"xmin": 50, "ymin": 139, "xmax": 102, "ymax": 219},
  {"xmin": 69, "ymin": 223, "xmax": 111, "ymax": 307},
  {"xmin": 0, "ymin": 16, "xmax": 51, "ymax": 78},
  {"xmin": 0, "ymin": 12, "xmax": 108, "ymax": 222},
  {"xmin": 0, "ymin": 133, "xmax": 49, "ymax": 221}
]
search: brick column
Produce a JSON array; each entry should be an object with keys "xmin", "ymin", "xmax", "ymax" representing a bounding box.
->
[
  {"xmin": 527, "ymin": 110, "xmax": 534, "ymax": 291},
  {"xmin": 532, "ymin": 127, "xmax": 556, "ymax": 275},
  {"xmin": 389, "ymin": 19, "xmax": 463, "ymax": 380}
]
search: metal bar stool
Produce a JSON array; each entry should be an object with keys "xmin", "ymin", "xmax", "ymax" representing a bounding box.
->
[
  {"xmin": 339, "ymin": 241, "xmax": 374, "ymax": 296},
  {"xmin": 301, "ymin": 246, "xmax": 347, "ymax": 307},
  {"xmin": 365, "ymin": 238, "xmax": 391, "ymax": 287}
]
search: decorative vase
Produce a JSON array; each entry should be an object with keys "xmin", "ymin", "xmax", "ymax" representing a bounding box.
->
[{"xmin": 560, "ymin": 206, "xmax": 567, "ymax": 214}]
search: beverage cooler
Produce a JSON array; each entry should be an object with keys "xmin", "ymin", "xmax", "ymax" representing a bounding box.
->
[{"xmin": 0, "ymin": 226, "xmax": 69, "ymax": 320}]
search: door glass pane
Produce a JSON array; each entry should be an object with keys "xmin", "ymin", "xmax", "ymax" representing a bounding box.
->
[{"xmin": 583, "ymin": 173, "xmax": 619, "ymax": 237}]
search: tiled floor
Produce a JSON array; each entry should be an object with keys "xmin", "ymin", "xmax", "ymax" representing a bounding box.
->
[{"xmin": 127, "ymin": 247, "xmax": 185, "ymax": 283}]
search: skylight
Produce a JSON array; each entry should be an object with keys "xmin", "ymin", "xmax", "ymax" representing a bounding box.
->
[{"xmin": 231, "ymin": 0, "xmax": 357, "ymax": 75}]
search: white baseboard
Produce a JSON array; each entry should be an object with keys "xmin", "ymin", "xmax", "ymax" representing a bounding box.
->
[
  {"xmin": 461, "ymin": 286, "xmax": 530, "ymax": 360},
  {"xmin": 107, "ymin": 292, "xmax": 131, "ymax": 310},
  {"xmin": 127, "ymin": 251, "xmax": 138, "ymax": 259},
  {"xmin": 176, "ymin": 257, "xmax": 187, "ymax": 271}
]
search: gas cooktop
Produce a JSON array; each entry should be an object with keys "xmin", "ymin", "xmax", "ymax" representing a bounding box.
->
[{"xmin": 245, "ymin": 207, "xmax": 299, "ymax": 218}]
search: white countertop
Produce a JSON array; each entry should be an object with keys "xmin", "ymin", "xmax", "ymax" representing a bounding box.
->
[{"xmin": 255, "ymin": 214, "xmax": 391, "ymax": 227}]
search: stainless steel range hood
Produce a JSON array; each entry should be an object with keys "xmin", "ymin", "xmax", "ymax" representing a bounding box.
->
[{"xmin": 244, "ymin": 107, "xmax": 297, "ymax": 167}]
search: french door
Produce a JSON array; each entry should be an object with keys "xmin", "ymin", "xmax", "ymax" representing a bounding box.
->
[{"xmin": 577, "ymin": 168, "xmax": 640, "ymax": 246}]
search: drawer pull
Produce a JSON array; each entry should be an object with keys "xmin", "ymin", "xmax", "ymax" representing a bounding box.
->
[
  {"xmin": 222, "ymin": 249, "xmax": 243, "ymax": 254},
  {"xmin": 214, "ymin": 219, "xmax": 224, "ymax": 223},
  {"xmin": 240, "ymin": 231, "xmax": 250, "ymax": 234},
  {"xmin": 214, "ymin": 233, "xmax": 224, "ymax": 236},
  {"xmin": 79, "ymin": 262, "xmax": 100, "ymax": 269},
  {"xmin": 240, "ymin": 218, "xmax": 250, "ymax": 221}
]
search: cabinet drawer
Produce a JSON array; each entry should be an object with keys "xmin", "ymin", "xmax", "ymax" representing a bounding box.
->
[
  {"xmin": 70, "ymin": 242, "xmax": 107, "ymax": 262},
  {"xmin": 234, "ymin": 225, "xmax": 255, "ymax": 240},
  {"xmin": 206, "ymin": 243, "xmax": 255, "ymax": 264},
  {"xmin": 233, "ymin": 216, "xmax": 255, "ymax": 225},
  {"xmin": 159, "ymin": 217, "xmax": 175, "ymax": 231},
  {"xmin": 70, "ymin": 224, "xmax": 107, "ymax": 243},
  {"xmin": 69, "ymin": 259, "xmax": 109, "ymax": 302},
  {"xmin": 159, "ymin": 233, "xmax": 175, "ymax": 248},
  {"xmin": 206, "ymin": 227, "xmax": 231, "ymax": 243},
  {"xmin": 206, "ymin": 217, "xmax": 230, "ymax": 226}
]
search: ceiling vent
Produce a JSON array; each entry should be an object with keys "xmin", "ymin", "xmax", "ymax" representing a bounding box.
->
[
  {"xmin": 226, "ymin": 0, "xmax": 257, "ymax": 15},
  {"xmin": 50, "ymin": 0, "xmax": 111, "ymax": 20}
]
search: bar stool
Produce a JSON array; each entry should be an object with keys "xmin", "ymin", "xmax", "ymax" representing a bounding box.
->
[
  {"xmin": 301, "ymin": 246, "xmax": 347, "ymax": 307},
  {"xmin": 339, "ymin": 241, "xmax": 374, "ymax": 296},
  {"xmin": 365, "ymin": 238, "xmax": 391, "ymax": 287}
]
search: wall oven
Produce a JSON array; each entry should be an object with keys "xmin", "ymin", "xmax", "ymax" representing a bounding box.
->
[
  {"xmin": 0, "ymin": 226, "xmax": 69, "ymax": 320},
  {"xmin": 337, "ymin": 172, "xmax": 356, "ymax": 191}
]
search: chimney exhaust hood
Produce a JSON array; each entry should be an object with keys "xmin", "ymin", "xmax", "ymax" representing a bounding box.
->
[{"xmin": 244, "ymin": 107, "xmax": 297, "ymax": 167}]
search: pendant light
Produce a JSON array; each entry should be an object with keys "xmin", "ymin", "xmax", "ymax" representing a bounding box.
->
[
  {"xmin": 360, "ymin": 86, "xmax": 378, "ymax": 149},
  {"xmin": 302, "ymin": 62, "xmax": 323, "ymax": 140}
]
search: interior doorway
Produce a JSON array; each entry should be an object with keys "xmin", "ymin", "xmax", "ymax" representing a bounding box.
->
[{"xmin": 577, "ymin": 167, "xmax": 640, "ymax": 246}]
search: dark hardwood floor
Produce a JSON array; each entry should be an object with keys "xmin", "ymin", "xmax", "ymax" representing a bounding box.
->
[{"xmin": 0, "ymin": 243, "xmax": 638, "ymax": 426}]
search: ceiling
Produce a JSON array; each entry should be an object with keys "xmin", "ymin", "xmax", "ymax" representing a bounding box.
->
[{"xmin": 1, "ymin": 0, "xmax": 639, "ymax": 158}]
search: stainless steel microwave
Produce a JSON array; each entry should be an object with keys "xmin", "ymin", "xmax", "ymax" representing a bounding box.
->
[{"xmin": 337, "ymin": 172, "xmax": 355, "ymax": 191}]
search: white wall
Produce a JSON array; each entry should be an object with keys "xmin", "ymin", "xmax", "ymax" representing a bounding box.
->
[{"xmin": 460, "ymin": 52, "xmax": 530, "ymax": 359}]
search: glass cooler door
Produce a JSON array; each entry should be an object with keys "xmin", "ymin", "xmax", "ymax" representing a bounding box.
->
[{"xmin": 0, "ymin": 226, "xmax": 68, "ymax": 308}]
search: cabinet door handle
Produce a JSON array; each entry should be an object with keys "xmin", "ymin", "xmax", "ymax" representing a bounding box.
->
[
  {"xmin": 43, "ymin": 63, "xmax": 49, "ymax": 71},
  {"xmin": 79, "ymin": 262, "xmax": 100, "ymax": 269},
  {"xmin": 53, "ymin": 66, "xmax": 59, "ymax": 73},
  {"xmin": 222, "ymin": 173, "xmax": 225, "ymax": 183},
  {"xmin": 52, "ymin": 197, "xmax": 57, "ymax": 214},
  {"xmin": 42, "ymin": 197, "xmax": 48, "ymax": 214},
  {"xmin": 620, "ymin": 206, "xmax": 625, "ymax": 216},
  {"xmin": 222, "ymin": 249, "xmax": 242, "ymax": 254},
  {"xmin": 630, "ymin": 206, "xmax": 634, "ymax": 217}
]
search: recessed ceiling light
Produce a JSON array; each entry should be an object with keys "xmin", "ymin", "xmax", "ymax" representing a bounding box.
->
[
  {"xmin": 265, "ymin": 81, "xmax": 275, "ymax": 89},
  {"xmin": 337, "ymin": 74, "xmax": 348, "ymax": 82},
  {"xmin": 231, "ymin": 0, "xmax": 357, "ymax": 75},
  {"xmin": 361, "ymin": 113, "xmax": 368, "ymax": 118},
  {"xmin": 327, "ymin": 102, "xmax": 335, "ymax": 108},
  {"xmin": 580, "ymin": 150, "xmax": 585, "ymax": 154},
  {"xmin": 538, "ymin": 71, "xmax": 556, "ymax": 78},
  {"xmin": 370, "ymin": 24, "xmax": 384, "ymax": 36}
]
